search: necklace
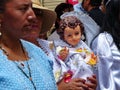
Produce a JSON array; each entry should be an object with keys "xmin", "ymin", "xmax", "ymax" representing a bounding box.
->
[
  {"xmin": 14, "ymin": 61, "xmax": 36, "ymax": 90},
  {"xmin": 0, "ymin": 42, "xmax": 36, "ymax": 90}
]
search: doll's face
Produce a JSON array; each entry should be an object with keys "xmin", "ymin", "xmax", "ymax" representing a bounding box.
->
[{"xmin": 64, "ymin": 25, "xmax": 81, "ymax": 47}]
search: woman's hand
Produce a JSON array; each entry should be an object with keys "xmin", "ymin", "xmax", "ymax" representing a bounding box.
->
[
  {"xmin": 85, "ymin": 75, "xmax": 97, "ymax": 90},
  {"xmin": 57, "ymin": 78, "xmax": 88, "ymax": 90}
]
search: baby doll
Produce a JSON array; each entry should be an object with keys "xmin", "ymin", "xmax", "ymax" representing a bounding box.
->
[{"xmin": 51, "ymin": 15, "xmax": 97, "ymax": 83}]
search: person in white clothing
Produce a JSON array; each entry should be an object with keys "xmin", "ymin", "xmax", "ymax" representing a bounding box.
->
[{"xmin": 91, "ymin": 0, "xmax": 120, "ymax": 90}]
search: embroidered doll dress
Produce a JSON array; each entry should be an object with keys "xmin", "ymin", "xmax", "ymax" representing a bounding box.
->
[
  {"xmin": 52, "ymin": 39, "xmax": 97, "ymax": 83},
  {"xmin": 0, "ymin": 39, "xmax": 57, "ymax": 90}
]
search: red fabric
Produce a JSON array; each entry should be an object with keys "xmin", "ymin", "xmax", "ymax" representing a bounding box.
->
[{"xmin": 66, "ymin": 0, "xmax": 79, "ymax": 5}]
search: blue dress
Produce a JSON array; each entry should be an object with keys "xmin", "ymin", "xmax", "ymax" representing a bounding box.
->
[
  {"xmin": 91, "ymin": 32, "xmax": 120, "ymax": 90},
  {"xmin": 0, "ymin": 39, "xmax": 57, "ymax": 90}
]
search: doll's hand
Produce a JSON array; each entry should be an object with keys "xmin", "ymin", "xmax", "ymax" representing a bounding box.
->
[
  {"xmin": 85, "ymin": 75, "xmax": 97, "ymax": 90},
  {"xmin": 59, "ymin": 47, "xmax": 69, "ymax": 61}
]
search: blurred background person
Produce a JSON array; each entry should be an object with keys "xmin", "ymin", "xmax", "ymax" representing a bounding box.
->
[
  {"xmin": 22, "ymin": 0, "xmax": 57, "ymax": 67},
  {"xmin": 86, "ymin": 0, "xmax": 104, "ymax": 27},
  {"xmin": 74, "ymin": 0, "xmax": 104, "ymax": 27},
  {"xmin": 22, "ymin": 0, "xmax": 56, "ymax": 45},
  {"xmin": 48, "ymin": 3, "xmax": 74, "ymax": 41}
]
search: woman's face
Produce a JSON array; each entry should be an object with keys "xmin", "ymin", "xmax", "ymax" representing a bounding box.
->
[
  {"xmin": 1, "ymin": 0, "xmax": 36, "ymax": 39},
  {"xmin": 64, "ymin": 25, "xmax": 82, "ymax": 47},
  {"xmin": 22, "ymin": 8, "xmax": 43, "ymax": 41}
]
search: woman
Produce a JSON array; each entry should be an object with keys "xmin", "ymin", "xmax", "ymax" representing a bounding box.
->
[
  {"xmin": 0, "ymin": 0, "xmax": 57, "ymax": 90},
  {"xmin": 22, "ymin": 0, "xmax": 57, "ymax": 45},
  {"xmin": 91, "ymin": 0, "xmax": 120, "ymax": 90}
]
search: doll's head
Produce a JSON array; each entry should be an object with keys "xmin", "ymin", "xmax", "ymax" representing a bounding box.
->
[{"xmin": 57, "ymin": 16, "xmax": 84, "ymax": 47}]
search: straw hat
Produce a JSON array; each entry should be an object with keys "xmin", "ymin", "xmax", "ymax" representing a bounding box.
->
[{"xmin": 32, "ymin": 0, "xmax": 56, "ymax": 33}]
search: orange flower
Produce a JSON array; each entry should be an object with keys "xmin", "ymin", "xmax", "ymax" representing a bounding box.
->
[{"xmin": 87, "ymin": 53, "xmax": 97, "ymax": 66}]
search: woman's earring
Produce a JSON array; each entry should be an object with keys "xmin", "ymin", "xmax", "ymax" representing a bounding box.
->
[{"xmin": 0, "ymin": 32, "xmax": 2, "ymax": 36}]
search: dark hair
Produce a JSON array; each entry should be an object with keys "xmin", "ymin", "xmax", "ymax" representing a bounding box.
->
[
  {"xmin": 90, "ymin": 0, "xmax": 102, "ymax": 7},
  {"xmin": 54, "ymin": 3, "xmax": 73, "ymax": 30},
  {"xmin": 102, "ymin": 0, "xmax": 120, "ymax": 49},
  {"xmin": 57, "ymin": 16, "xmax": 84, "ymax": 40},
  {"xmin": 55, "ymin": 3, "xmax": 73, "ymax": 19}
]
